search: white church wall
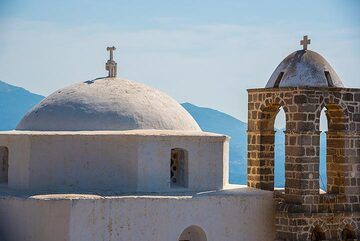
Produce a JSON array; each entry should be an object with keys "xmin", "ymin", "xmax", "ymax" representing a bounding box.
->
[
  {"xmin": 0, "ymin": 132, "xmax": 139, "ymax": 191},
  {"xmin": 136, "ymin": 135, "xmax": 228, "ymax": 192},
  {"xmin": 185, "ymin": 137, "xmax": 227, "ymax": 191},
  {"xmin": 136, "ymin": 138, "xmax": 170, "ymax": 192},
  {"xmin": 222, "ymin": 140, "xmax": 230, "ymax": 187},
  {"xmin": 0, "ymin": 196, "xmax": 71, "ymax": 241},
  {"xmin": 0, "ymin": 186, "xmax": 275, "ymax": 241},
  {"xmin": 0, "ymin": 134, "xmax": 31, "ymax": 190},
  {"xmin": 27, "ymin": 134, "xmax": 139, "ymax": 191},
  {"xmin": 0, "ymin": 131, "xmax": 227, "ymax": 193}
]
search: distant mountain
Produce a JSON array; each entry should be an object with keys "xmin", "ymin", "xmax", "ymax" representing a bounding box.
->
[{"xmin": 0, "ymin": 80, "xmax": 44, "ymax": 130}]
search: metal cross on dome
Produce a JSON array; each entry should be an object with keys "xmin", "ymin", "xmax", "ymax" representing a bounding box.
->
[
  {"xmin": 300, "ymin": 35, "xmax": 311, "ymax": 50},
  {"xmin": 107, "ymin": 46, "xmax": 115, "ymax": 60},
  {"xmin": 106, "ymin": 46, "xmax": 117, "ymax": 77}
]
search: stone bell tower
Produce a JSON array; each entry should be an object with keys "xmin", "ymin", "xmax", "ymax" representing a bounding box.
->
[{"xmin": 247, "ymin": 36, "xmax": 360, "ymax": 241}]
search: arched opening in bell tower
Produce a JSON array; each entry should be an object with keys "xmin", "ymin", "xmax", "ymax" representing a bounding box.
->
[
  {"xmin": 319, "ymin": 107, "xmax": 328, "ymax": 192},
  {"xmin": 254, "ymin": 102, "xmax": 287, "ymax": 191},
  {"xmin": 322, "ymin": 104, "xmax": 347, "ymax": 194},
  {"xmin": 274, "ymin": 106, "xmax": 286, "ymax": 188}
]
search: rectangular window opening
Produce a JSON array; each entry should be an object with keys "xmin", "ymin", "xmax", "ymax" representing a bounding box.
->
[{"xmin": 170, "ymin": 148, "xmax": 188, "ymax": 188}]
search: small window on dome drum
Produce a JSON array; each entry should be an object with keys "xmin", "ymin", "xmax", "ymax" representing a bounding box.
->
[
  {"xmin": 324, "ymin": 71, "xmax": 333, "ymax": 87},
  {"xmin": 274, "ymin": 72, "xmax": 284, "ymax": 88},
  {"xmin": 170, "ymin": 148, "xmax": 188, "ymax": 188}
]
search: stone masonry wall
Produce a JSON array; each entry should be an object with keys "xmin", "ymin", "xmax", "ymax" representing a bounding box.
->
[{"xmin": 247, "ymin": 87, "xmax": 360, "ymax": 241}]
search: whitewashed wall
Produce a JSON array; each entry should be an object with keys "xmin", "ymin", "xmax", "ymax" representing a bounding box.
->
[
  {"xmin": 0, "ymin": 131, "xmax": 227, "ymax": 193},
  {"xmin": 137, "ymin": 136, "xmax": 229, "ymax": 192},
  {"xmin": 0, "ymin": 186, "xmax": 275, "ymax": 241}
]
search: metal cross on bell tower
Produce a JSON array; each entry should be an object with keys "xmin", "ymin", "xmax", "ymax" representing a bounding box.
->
[
  {"xmin": 300, "ymin": 35, "xmax": 311, "ymax": 50},
  {"xmin": 106, "ymin": 46, "xmax": 117, "ymax": 77}
]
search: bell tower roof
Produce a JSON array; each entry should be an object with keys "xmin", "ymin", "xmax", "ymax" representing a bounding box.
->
[{"xmin": 265, "ymin": 36, "xmax": 344, "ymax": 88}]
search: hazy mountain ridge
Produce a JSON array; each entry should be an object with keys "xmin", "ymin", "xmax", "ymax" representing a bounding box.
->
[{"xmin": 0, "ymin": 80, "xmax": 44, "ymax": 130}]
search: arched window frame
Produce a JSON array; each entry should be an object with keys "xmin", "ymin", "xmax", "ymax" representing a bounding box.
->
[
  {"xmin": 258, "ymin": 102, "xmax": 287, "ymax": 191},
  {"xmin": 319, "ymin": 103, "xmax": 348, "ymax": 195},
  {"xmin": 341, "ymin": 224, "xmax": 357, "ymax": 241},
  {"xmin": 310, "ymin": 225, "xmax": 326, "ymax": 241}
]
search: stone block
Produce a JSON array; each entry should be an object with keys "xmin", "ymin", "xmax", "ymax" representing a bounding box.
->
[
  {"xmin": 342, "ymin": 93, "xmax": 354, "ymax": 101},
  {"xmin": 298, "ymin": 105, "xmax": 317, "ymax": 113},
  {"xmin": 354, "ymin": 93, "xmax": 360, "ymax": 102},
  {"xmin": 298, "ymin": 122, "xmax": 316, "ymax": 131},
  {"xmin": 293, "ymin": 113, "xmax": 307, "ymax": 121},
  {"xmin": 353, "ymin": 114, "xmax": 360, "ymax": 122},
  {"xmin": 294, "ymin": 95, "xmax": 308, "ymax": 104}
]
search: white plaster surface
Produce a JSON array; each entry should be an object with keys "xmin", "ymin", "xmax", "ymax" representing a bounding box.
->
[
  {"xmin": 266, "ymin": 50, "xmax": 344, "ymax": 88},
  {"xmin": 16, "ymin": 77, "xmax": 201, "ymax": 131},
  {"xmin": 0, "ymin": 130, "xmax": 228, "ymax": 193},
  {"xmin": 0, "ymin": 185, "xmax": 275, "ymax": 241}
]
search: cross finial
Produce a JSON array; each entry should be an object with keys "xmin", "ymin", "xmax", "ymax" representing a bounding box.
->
[
  {"xmin": 106, "ymin": 46, "xmax": 117, "ymax": 77},
  {"xmin": 300, "ymin": 35, "xmax": 311, "ymax": 50}
]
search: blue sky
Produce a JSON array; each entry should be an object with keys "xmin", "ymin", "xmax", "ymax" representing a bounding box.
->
[{"xmin": 0, "ymin": 0, "xmax": 359, "ymax": 123}]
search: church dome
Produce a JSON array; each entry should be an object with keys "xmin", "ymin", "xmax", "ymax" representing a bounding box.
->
[
  {"xmin": 16, "ymin": 77, "xmax": 201, "ymax": 131},
  {"xmin": 265, "ymin": 49, "xmax": 344, "ymax": 88}
]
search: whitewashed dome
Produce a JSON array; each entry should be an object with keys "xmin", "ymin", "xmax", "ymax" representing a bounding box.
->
[
  {"xmin": 265, "ymin": 49, "xmax": 344, "ymax": 88},
  {"xmin": 16, "ymin": 77, "xmax": 201, "ymax": 131}
]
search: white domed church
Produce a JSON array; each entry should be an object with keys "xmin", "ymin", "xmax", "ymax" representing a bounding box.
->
[
  {"xmin": 1, "ymin": 38, "xmax": 359, "ymax": 241},
  {"xmin": 0, "ymin": 47, "xmax": 274, "ymax": 241}
]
